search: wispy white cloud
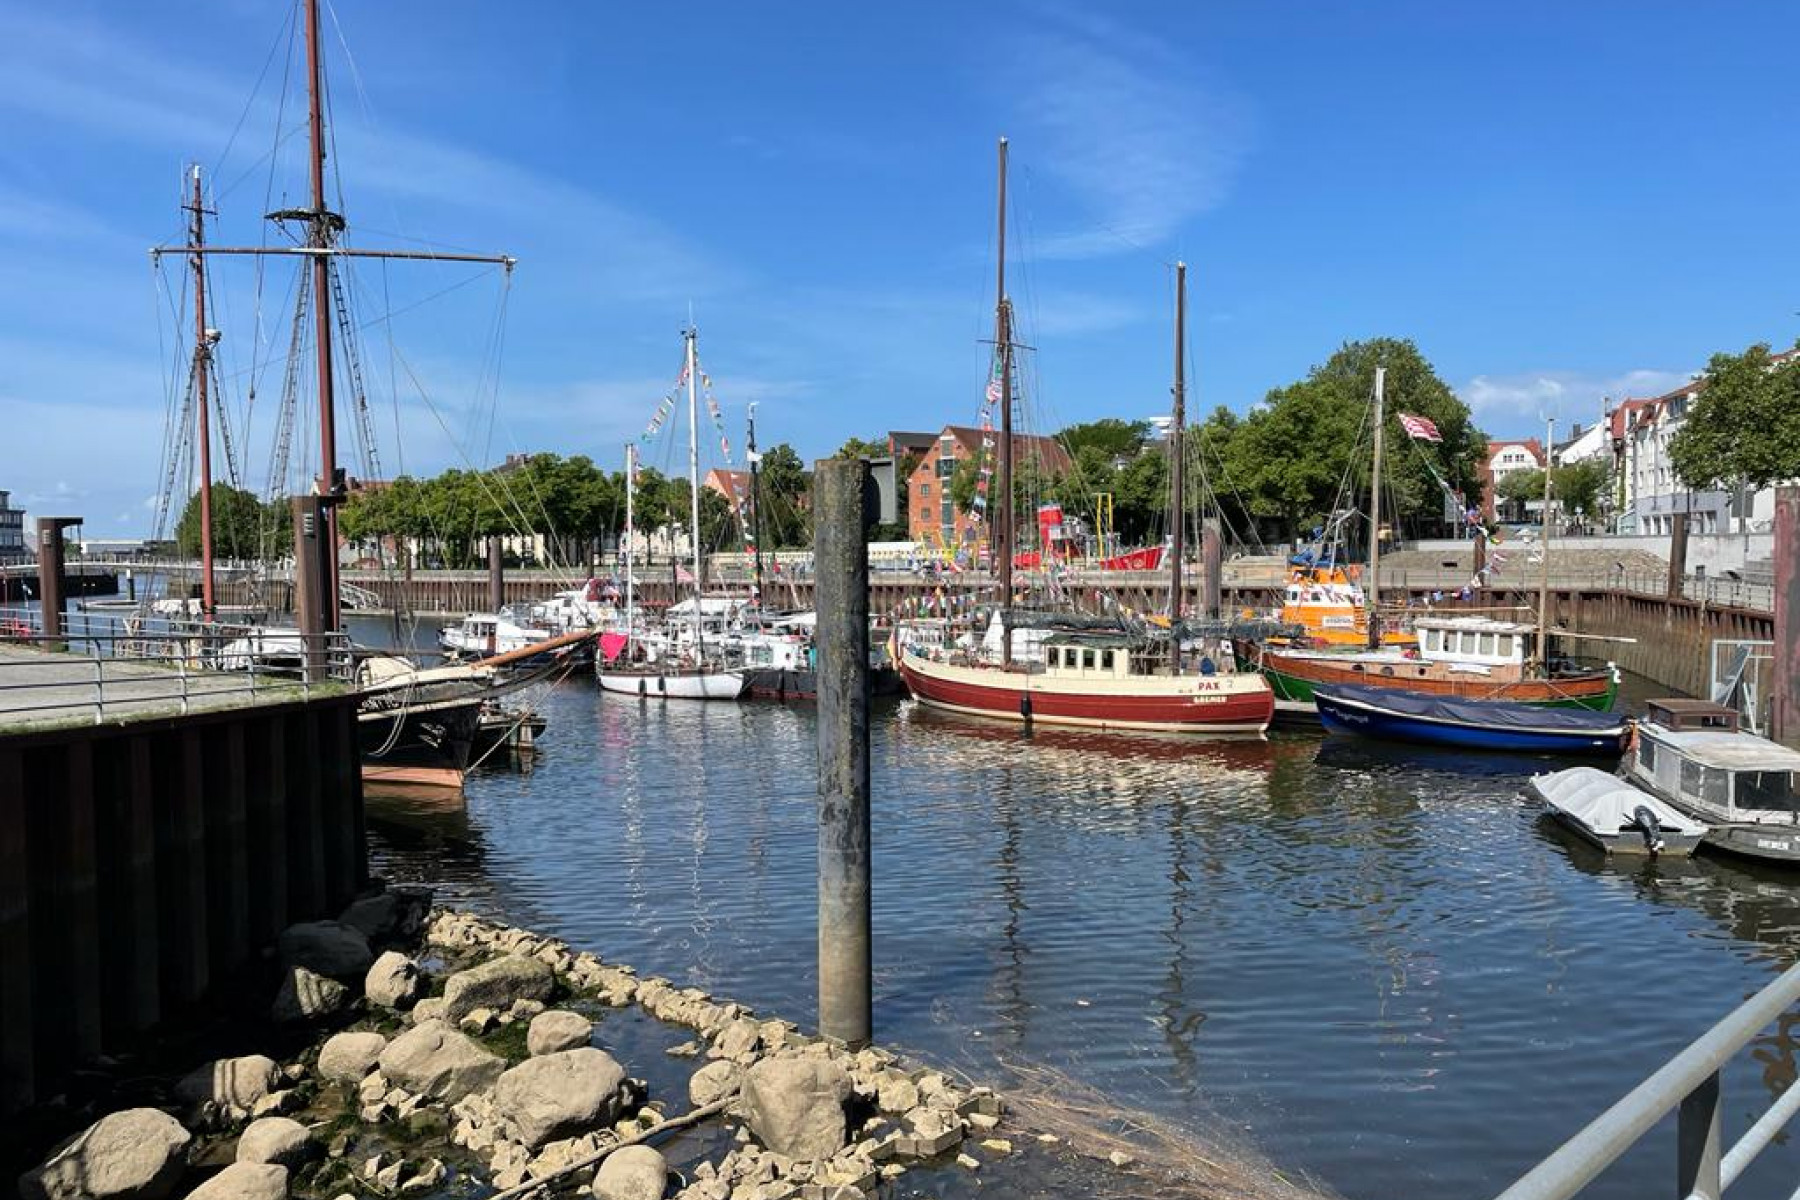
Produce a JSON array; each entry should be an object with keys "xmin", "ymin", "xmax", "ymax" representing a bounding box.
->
[
  {"xmin": 994, "ymin": 8, "xmax": 1254, "ymax": 259},
  {"xmin": 1458, "ymin": 367, "xmax": 1694, "ymax": 425}
]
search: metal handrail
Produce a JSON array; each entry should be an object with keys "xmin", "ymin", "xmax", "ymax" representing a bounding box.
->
[{"xmin": 1494, "ymin": 960, "xmax": 1800, "ymax": 1200}]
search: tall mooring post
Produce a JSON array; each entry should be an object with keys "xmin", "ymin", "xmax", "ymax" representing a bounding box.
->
[
  {"xmin": 814, "ymin": 457, "xmax": 872, "ymax": 1049},
  {"xmin": 1773, "ymin": 487, "xmax": 1799, "ymax": 746},
  {"xmin": 35, "ymin": 517, "xmax": 81, "ymax": 643},
  {"xmin": 290, "ymin": 496, "xmax": 334, "ymax": 683},
  {"xmin": 487, "ymin": 536, "xmax": 505, "ymax": 613},
  {"xmin": 1473, "ymin": 528, "xmax": 1488, "ymax": 581},
  {"xmin": 1668, "ymin": 512, "xmax": 1691, "ymax": 599}
]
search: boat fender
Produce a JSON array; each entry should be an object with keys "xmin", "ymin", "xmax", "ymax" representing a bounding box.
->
[
  {"xmin": 1019, "ymin": 692, "xmax": 1032, "ymax": 723},
  {"xmin": 1630, "ymin": 804, "xmax": 1666, "ymax": 855},
  {"xmin": 638, "ymin": 677, "xmax": 647, "ymax": 698}
]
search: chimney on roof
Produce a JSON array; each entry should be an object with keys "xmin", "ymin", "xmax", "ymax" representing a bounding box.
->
[{"xmin": 1570, "ymin": 422, "xmax": 1582, "ymax": 439}]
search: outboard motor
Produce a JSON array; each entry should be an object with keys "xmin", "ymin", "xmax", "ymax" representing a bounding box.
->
[{"xmin": 1631, "ymin": 805, "xmax": 1666, "ymax": 855}]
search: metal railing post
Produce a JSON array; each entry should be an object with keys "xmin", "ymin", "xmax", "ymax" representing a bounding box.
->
[
  {"xmin": 1678, "ymin": 1071, "xmax": 1723, "ymax": 1200},
  {"xmin": 92, "ymin": 657, "xmax": 103, "ymax": 725},
  {"xmin": 178, "ymin": 656, "xmax": 189, "ymax": 716}
]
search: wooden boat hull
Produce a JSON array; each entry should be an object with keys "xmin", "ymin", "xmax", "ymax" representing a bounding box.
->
[
  {"xmin": 358, "ymin": 694, "xmax": 481, "ymax": 791},
  {"xmin": 1235, "ymin": 641, "xmax": 1618, "ymax": 712},
  {"xmin": 596, "ymin": 668, "xmax": 747, "ymax": 700},
  {"xmin": 898, "ymin": 654, "xmax": 1272, "ymax": 734},
  {"xmin": 743, "ymin": 667, "xmax": 906, "ymax": 702},
  {"xmin": 1316, "ymin": 688, "xmax": 1629, "ymax": 755}
]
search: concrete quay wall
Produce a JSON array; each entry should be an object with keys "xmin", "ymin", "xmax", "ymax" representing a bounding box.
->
[{"xmin": 0, "ymin": 694, "xmax": 365, "ymax": 1113}]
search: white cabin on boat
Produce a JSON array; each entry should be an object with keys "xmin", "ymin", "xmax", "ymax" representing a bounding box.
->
[
  {"xmin": 1628, "ymin": 699, "xmax": 1800, "ymax": 825},
  {"xmin": 1413, "ymin": 617, "xmax": 1535, "ymax": 668}
]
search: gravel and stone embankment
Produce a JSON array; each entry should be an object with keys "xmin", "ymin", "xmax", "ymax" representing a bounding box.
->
[{"xmin": 16, "ymin": 885, "xmax": 1013, "ymax": 1200}]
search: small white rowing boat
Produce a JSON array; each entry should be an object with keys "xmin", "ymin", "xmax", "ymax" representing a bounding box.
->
[{"xmin": 1529, "ymin": 766, "xmax": 1708, "ymax": 857}]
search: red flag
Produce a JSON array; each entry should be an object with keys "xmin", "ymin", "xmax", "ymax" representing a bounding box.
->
[{"xmin": 1398, "ymin": 412, "xmax": 1443, "ymax": 442}]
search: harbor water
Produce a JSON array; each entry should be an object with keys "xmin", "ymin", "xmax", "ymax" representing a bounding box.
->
[{"xmin": 364, "ymin": 662, "xmax": 1800, "ymax": 1200}]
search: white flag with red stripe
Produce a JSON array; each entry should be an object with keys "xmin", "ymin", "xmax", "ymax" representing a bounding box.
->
[{"xmin": 1399, "ymin": 412, "xmax": 1443, "ymax": 442}]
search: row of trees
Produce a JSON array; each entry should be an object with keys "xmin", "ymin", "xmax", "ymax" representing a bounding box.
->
[{"xmin": 332, "ymin": 445, "xmax": 813, "ymax": 568}]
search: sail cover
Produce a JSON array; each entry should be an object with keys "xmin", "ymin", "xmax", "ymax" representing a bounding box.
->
[{"xmin": 1317, "ymin": 685, "xmax": 1628, "ymax": 733}]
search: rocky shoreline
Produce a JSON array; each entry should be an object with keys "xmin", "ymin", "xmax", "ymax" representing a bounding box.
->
[{"xmin": 18, "ymin": 885, "xmax": 1021, "ymax": 1200}]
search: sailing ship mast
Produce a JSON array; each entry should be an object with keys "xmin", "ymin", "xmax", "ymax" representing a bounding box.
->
[
  {"xmin": 1536, "ymin": 416, "xmax": 1555, "ymax": 669},
  {"xmin": 994, "ymin": 136, "xmax": 1015, "ymax": 667},
  {"xmin": 685, "ymin": 326, "xmax": 705, "ymax": 659},
  {"xmin": 1169, "ymin": 261, "xmax": 1186, "ymax": 670},
  {"xmin": 184, "ymin": 166, "xmax": 217, "ymax": 618},
  {"xmin": 1365, "ymin": 365, "xmax": 1387, "ymax": 649},
  {"xmin": 624, "ymin": 443, "xmax": 636, "ymax": 642},
  {"xmin": 747, "ymin": 403, "xmax": 765, "ymax": 604},
  {"xmin": 163, "ymin": 0, "xmax": 516, "ymax": 643}
]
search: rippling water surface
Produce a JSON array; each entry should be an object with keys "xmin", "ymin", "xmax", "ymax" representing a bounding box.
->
[{"xmin": 367, "ymin": 672, "xmax": 1800, "ymax": 1200}]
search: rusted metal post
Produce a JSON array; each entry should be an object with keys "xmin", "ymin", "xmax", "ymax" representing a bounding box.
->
[
  {"xmin": 1473, "ymin": 528, "xmax": 1488, "ymax": 581},
  {"xmin": 1667, "ymin": 512, "xmax": 1690, "ymax": 600},
  {"xmin": 291, "ymin": 496, "xmax": 331, "ymax": 683},
  {"xmin": 36, "ymin": 517, "xmax": 79, "ymax": 644},
  {"xmin": 1202, "ymin": 517, "xmax": 1222, "ymax": 620},
  {"xmin": 1773, "ymin": 488, "xmax": 1799, "ymax": 746},
  {"xmin": 814, "ymin": 457, "xmax": 871, "ymax": 1049},
  {"xmin": 488, "ymin": 536, "xmax": 504, "ymax": 613}
]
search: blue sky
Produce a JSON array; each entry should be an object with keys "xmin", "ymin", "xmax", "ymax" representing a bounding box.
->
[{"xmin": 3, "ymin": 1, "xmax": 1798, "ymax": 536}]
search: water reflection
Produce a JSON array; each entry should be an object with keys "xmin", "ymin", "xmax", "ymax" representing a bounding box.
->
[{"xmin": 366, "ymin": 681, "xmax": 1800, "ymax": 1200}]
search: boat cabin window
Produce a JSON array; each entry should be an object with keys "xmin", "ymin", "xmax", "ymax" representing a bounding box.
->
[
  {"xmin": 1497, "ymin": 634, "xmax": 1515, "ymax": 659},
  {"xmin": 1638, "ymin": 739, "xmax": 1656, "ymax": 772},
  {"xmin": 1101, "ymin": 650, "xmax": 1115, "ymax": 670},
  {"xmin": 1083, "ymin": 649, "xmax": 1096, "ymax": 670},
  {"xmin": 1737, "ymin": 770, "xmax": 1800, "ymax": 813},
  {"xmin": 1479, "ymin": 633, "xmax": 1496, "ymax": 657},
  {"xmin": 1680, "ymin": 760, "xmax": 1731, "ymax": 808}
]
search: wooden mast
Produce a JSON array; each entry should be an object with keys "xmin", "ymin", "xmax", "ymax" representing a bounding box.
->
[
  {"xmin": 302, "ymin": 0, "xmax": 343, "ymax": 631},
  {"xmin": 185, "ymin": 165, "xmax": 216, "ymax": 618},
  {"xmin": 747, "ymin": 403, "xmax": 766, "ymax": 604},
  {"xmin": 994, "ymin": 136, "xmax": 1014, "ymax": 667},
  {"xmin": 1536, "ymin": 417, "xmax": 1555, "ymax": 669},
  {"xmin": 1169, "ymin": 261, "xmax": 1186, "ymax": 669},
  {"xmin": 1365, "ymin": 365, "xmax": 1387, "ymax": 648}
]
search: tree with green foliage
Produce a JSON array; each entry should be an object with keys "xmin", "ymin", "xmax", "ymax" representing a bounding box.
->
[
  {"xmin": 1056, "ymin": 418, "xmax": 1149, "ymax": 461},
  {"xmin": 175, "ymin": 485, "xmax": 272, "ymax": 561},
  {"xmin": 834, "ymin": 435, "xmax": 890, "ymax": 460},
  {"xmin": 756, "ymin": 443, "xmax": 811, "ymax": 548},
  {"xmin": 1227, "ymin": 338, "xmax": 1483, "ymax": 544},
  {"xmin": 1670, "ymin": 342, "xmax": 1800, "ymax": 531}
]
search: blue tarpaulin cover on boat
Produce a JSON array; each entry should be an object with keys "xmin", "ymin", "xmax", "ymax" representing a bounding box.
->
[{"xmin": 1316, "ymin": 684, "xmax": 1628, "ymax": 733}]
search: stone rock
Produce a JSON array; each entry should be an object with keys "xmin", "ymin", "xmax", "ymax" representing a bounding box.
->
[
  {"xmin": 458, "ymin": 1007, "xmax": 497, "ymax": 1035},
  {"xmin": 364, "ymin": 951, "xmax": 424, "ymax": 1010},
  {"xmin": 510, "ymin": 998, "xmax": 546, "ymax": 1020},
  {"xmin": 688, "ymin": 1060, "xmax": 743, "ymax": 1108},
  {"xmin": 875, "ymin": 1074, "xmax": 918, "ymax": 1115},
  {"xmin": 398, "ymin": 1158, "xmax": 446, "ymax": 1193},
  {"xmin": 182, "ymin": 1162, "xmax": 287, "ymax": 1199},
  {"xmin": 410, "ymin": 997, "xmax": 447, "ymax": 1024},
  {"xmin": 740, "ymin": 1058, "xmax": 850, "ymax": 1160},
  {"xmin": 271, "ymin": 966, "xmax": 350, "ymax": 1024},
  {"xmin": 492, "ymin": 1047, "xmax": 627, "ymax": 1149},
  {"xmin": 712, "ymin": 1017, "xmax": 760, "ymax": 1061},
  {"xmin": 527, "ymin": 1010, "xmax": 593, "ymax": 1057},
  {"xmin": 236, "ymin": 1118, "xmax": 315, "ymax": 1168},
  {"xmin": 318, "ymin": 1031, "xmax": 388, "ymax": 1082},
  {"xmin": 175, "ymin": 1055, "xmax": 282, "ymax": 1116},
  {"xmin": 248, "ymin": 1092, "xmax": 301, "ymax": 1119},
  {"xmin": 19, "ymin": 1108, "xmax": 192, "ymax": 1200},
  {"xmin": 592, "ymin": 1145, "xmax": 667, "ymax": 1200},
  {"xmin": 440, "ymin": 954, "xmax": 554, "ymax": 1022},
  {"xmin": 276, "ymin": 921, "xmax": 373, "ymax": 982},
  {"xmin": 376, "ymin": 1019, "xmax": 505, "ymax": 1102}
]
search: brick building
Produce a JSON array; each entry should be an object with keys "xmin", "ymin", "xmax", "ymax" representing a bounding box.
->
[{"xmin": 904, "ymin": 425, "xmax": 1071, "ymax": 549}]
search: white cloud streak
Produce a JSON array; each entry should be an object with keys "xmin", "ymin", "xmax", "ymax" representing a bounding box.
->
[{"xmin": 1458, "ymin": 367, "xmax": 1695, "ymax": 426}]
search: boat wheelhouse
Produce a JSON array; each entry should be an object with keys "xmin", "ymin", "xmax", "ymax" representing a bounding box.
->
[
  {"xmin": 1625, "ymin": 699, "xmax": 1800, "ymax": 865},
  {"xmin": 1237, "ymin": 615, "xmax": 1619, "ymax": 711}
]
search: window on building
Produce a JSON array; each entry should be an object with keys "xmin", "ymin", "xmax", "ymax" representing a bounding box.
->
[{"xmin": 920, "ymin": 483, "xmax": 930, "ymax": 498}]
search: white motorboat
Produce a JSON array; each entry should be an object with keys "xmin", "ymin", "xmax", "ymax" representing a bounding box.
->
[
  {"xmin": 1624, "ymin": 699, "xmax": 1800, "ymax": 866},
  {"xmin": 439, "ymin": 611, "xmax": 553, "ymax": 658},
  {"xmin": 596, "ymin": 664, "xmax": 747, "ymax": 700},
  {"xmin": 1529, "ymin": 765, "xmax": 1706, "ymax": 857}
]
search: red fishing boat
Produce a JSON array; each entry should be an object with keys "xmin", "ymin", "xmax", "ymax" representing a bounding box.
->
[{"xmin": 900, "ymin": 635, "xmax": 1273, "ymax": 733}]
